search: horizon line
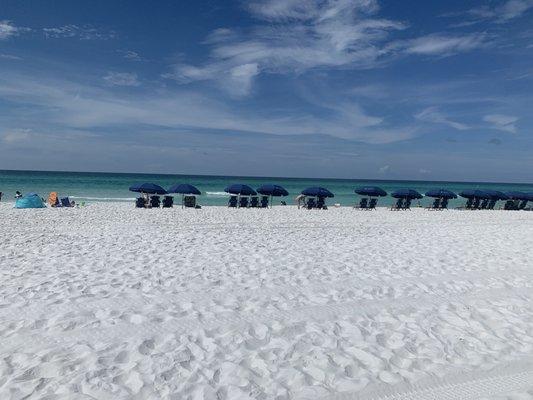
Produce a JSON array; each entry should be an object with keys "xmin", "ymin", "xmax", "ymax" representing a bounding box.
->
[{"xmin": 1, "ymin": 168, "xmax": 532, "ymax": 186}]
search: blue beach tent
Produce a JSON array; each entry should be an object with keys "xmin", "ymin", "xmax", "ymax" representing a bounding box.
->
[{"xmin": 15, "ymin": 193, "xmax": 45, "ymax": 209}]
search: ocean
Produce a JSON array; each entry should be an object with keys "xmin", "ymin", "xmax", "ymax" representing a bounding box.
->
[{"xmin": 1, "ymin": 169, "xmax": 532, "ymax": 207}]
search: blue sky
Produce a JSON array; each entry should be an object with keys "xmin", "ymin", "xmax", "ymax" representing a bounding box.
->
[{"xmin": 0, "ymin": 0, "xmax": 532, "ymax": 182}]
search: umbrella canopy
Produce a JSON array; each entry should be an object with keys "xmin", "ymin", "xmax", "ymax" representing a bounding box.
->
[
  {"xmin": 257, "ymin": 184, "xmax": 289, "ymax": 197},
  {"xmin": 167, "ymin": 183, "xmax": 201, "ymax": 195},
  {"xmin": 224, "ymin": 184, "xmax": 257, "ymax": 196},
  {"xmin": 354, "ymin": 186, "xmax": 387, "ymax": 197},
  {"xmin": 483, "ymin": 190, "xmax": 509, "ymax": 200},
  {"xmin": 459, "ymin": 189, "xmax": 490, "ymax": 199},
  {"xmin": 506, "ymin": 191, "xmax": 529, "ymax": 201},
  {"xmin": 301, "ymin": 187, "xmax": 334, "ymax": 198},
  {"xmin": 424, "ymin": 189, "xmax": 457, "ymax": 199},
  {"xmin": 391, "ymin": 188, "xmax": 422, "ymax": 199},
  {"xmin": 129, "ymin": 183, "xmax": 167, "ymax": 195}
]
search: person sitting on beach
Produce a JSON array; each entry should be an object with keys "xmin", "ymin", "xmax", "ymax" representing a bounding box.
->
[{"xmin": 15, "ymin": 191, "xmax": 22, "ymax": 199}]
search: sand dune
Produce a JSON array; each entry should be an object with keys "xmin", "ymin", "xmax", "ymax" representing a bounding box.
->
[{"xmin": 1, "ymin": 203, "xmax": 532, "ymax": 399}]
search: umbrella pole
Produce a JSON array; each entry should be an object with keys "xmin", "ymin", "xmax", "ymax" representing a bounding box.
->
[
  {"xmin": 270, "ymin": 194, "xmax": 272, "ymax": 209},
  {"xmin": 182, "ymin": 194, "xmax": 184, "ymax": 209}
]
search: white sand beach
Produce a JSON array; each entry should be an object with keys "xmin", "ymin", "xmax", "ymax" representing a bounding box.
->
[{"xmin": 1, "ymin": 203, "xmax": 533, "ymax": 399}]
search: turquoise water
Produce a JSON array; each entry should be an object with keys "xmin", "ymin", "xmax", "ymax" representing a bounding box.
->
[{"xmin": 1, "ymin": 170, "xmax": 532, "ymax": 207}]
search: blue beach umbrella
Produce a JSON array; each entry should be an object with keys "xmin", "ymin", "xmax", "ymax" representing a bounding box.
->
[
  {"xmin": 167, "ymin": 183, "xmax": 201, "ymax": 208},
  {"xmin": 354, "ymin": 186, "xmax": 387, "ymax": 197},
  {"xmin": 459, "ymin": 189, "xmax": 490, "ymax": 199},
  {"xmin": 167, "ymin": 183, "xmax": 201, "ymax": 195},
  {"xmin": 506, "ymin": 191, "xmax": 529, "ymax": 201},
  {"xmin": 224, "ymin": 184, "xmax": 257, "ymax": 196},
  {"xmin": 129, "ymin": 183, "xmax": 167, "ymax": 195},
  {"xmin": 301, "ymin": 187, "xmax": 334, "ymax": 198},
  {"xmin": 483, "ymin": 190, "xmax": 509, "ymax": 200},
  {"xmin": 391, "ymin": 188, "xmax": 422, "ymax": 199},
  {"xmin": 424, "ymin": 189, "xmax": 457, "ymax": 199},
  {"xmin": 257, "ymin": 184, "xmax": 289, "ymax": 197}
]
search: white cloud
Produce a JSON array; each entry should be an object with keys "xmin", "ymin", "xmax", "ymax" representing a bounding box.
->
[
  {"xmin": 419, "ymin": 168, "xmax": 431, "ymax": 174},
  {"xmin": 0, "ymin": 20, "xmax": 26, "ymax": 40},
  {"xmin": 0, "ymin": 73, "xmax": 415, "ymax": 144},
  {"xmin": 379, "ymin": 165, "xmax": 390, "ymax": 173},
  {"xmin": 2, "ymin": 129, "xmax": 31, "ymax": 143},
  {"xmin": 166, "ymin": 0, "xmax": 405, "ymax": 95},
  {"xmin": 415, "ymin": 107, "xmax": 470, "ymax": 130},
  {"xmin": 103, "ymin": 72, "xmax": 140, "ymax": 87},
  {"xmin": 483, "ymin": 114, "xmax": 518, "ymax": 133},
  {"xmin": 0, "ymin": 53, "xmax": 22, "ymax": 60},
  {"xmin": 399, "ymin": 33, "xmax": 486, "ymax": 56},
  {"xmin": 43, "ymin": 25, "xmax": 115, "ymax": 40},
  {"xmin": 119, "ymin": 50, "xmax": 142, "ymax": 61},
  {"xmin": 470, "ymin": 0, "xmax": 533, "ymax": 22}
]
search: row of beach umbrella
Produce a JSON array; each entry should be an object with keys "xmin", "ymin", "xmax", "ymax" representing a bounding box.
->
[{"xmin": 129, "ymin": 182, "xmax": 533, "ymax": 204}]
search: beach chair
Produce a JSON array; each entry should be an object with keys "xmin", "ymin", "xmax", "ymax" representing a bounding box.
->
[
  {"xmin": 135, "ymin": 197, "xmax": 146, "ymax": 208},
  {"xmin": 162, "ymin": 196, "xmax": 173, "ymax": 208},
  {"xmin": 260, "ymin": 196, "xmax": 269, "ymax": 208},
  {"xmin": 150, "ymin": 196, "xmax": 161, "ymax": 208},
  {"xmin": 487, "ymin": 199, "xmax": 497, "ymax": 210},
  {"xmin": 60, "ymin": 197, "xmax": 73, "ymax": 207},
  {"xmin": 472, "ymin": 198, "xmax": 481, "ymax": 210},
  {"xmin": 391, "ymin": 198, "xmax": 403, "ymax": 210},
  {"xmin": 368, "ymin": 198, "xmax": 377, "ymax": 210},
  {"xmin": 316, "ymin": 197, "xmax": 326, "ymax": 209},
  {"xmin": 250, "ymin": 196, "xmax": 259, "ymax": 208},
  {"xmin": 228, "ymin": 196, "xmax": 237, "ymax": 208},
  {"xmin": 184, "ymin": 195, "xmax": 197, "ymax": 208},
  {"xmin": 480, "ymin": 199, "xmax": 489, "ymax": 209},
  {"xmin": 463, "ymin": 198, "xmax": 474, "ymax": 210},
  {"xmin": 403, "ymin": 199, "xmax": 412, "ymax": 210},
  {"xmin": 356, "ymin": 198, "xmax": 368, "ymax": 209},
  {"xmin": 306, "ymin": 198, "xmax": 316, "ymax": 209},
  {"xmin": 503, "ymin": 200, "xmax": 514, "ymax": 210},
  {"xmin": 440, "ymin": 198, "xmax": 449, "ymax": 210},
  {"xmin": 427, "ymin": 198, "xmax": 440, "ymax": 210},
  {"xmin": 518, "ymin": 200, "xmax": 528, "ymax": 210},
  {"xmin": 239, "ymin": 197, "xmax": 249, "ymax": 208}
]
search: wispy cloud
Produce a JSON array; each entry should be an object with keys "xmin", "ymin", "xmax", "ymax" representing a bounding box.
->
[
  {"xmin": 0, "ymin": 73, "xmax": 414, "ymax": 144},
  {"xmin": 469, "ymin": 0, "xmax": 533, "ymax": 23},
  {"xmin": 446, "ymin": 0, "xmax": 533, "ymax": 26},
  {"xmin": 0, "ymin": 20, "xmax": 27, "ymax": 40},
  {"xmin": 118, "ymin": 50, "xmax": 142, "ymax": 61},
  {"xmin": 103, "ymin": 72, "xmax": 140, "ymax": 87},
  {"xmin": 43, "ymin": 25, "xmax": 115, "ymax": 40},
  {"xmin": 0, "ymin": 53, "xmax": 22, "ymax": 60},
  {"xmin": 398, "ymin": 33, "xmax": 487, "ymax": 56},
  {"xmin": 483, "ymin": 114, "xmax": 519, "ymax": 133},
  {"xmin": 165, "ymin": 0, "xmax": 406, "ymax": 96},
  {"xmin": 415, "ymin": 107, "xmax": 470, "ymax": 130}
]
